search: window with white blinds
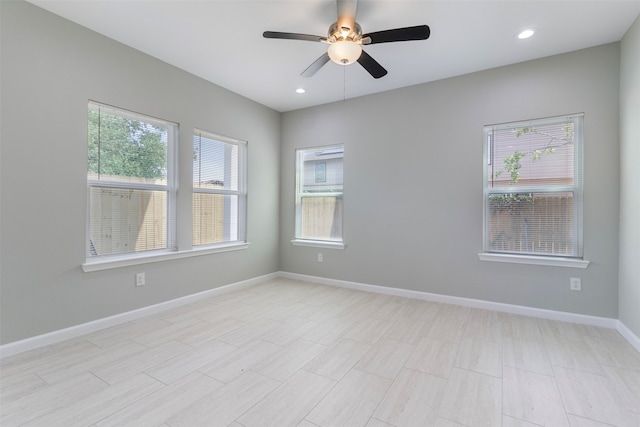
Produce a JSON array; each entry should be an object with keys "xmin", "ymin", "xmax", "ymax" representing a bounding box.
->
[
  {"xmin": 295, "ymin": 145, "xmax": 344, "ymax": 242},
  {"xmin": 483, "ymin": 114, "xmax": 583, "ymax": 258},
  {"xmin": 87, "ymin": 101, "xmax": 177, "ymax": 258},
  {"xmin": 193, "ymin": 129, "xmax": 247, "ymax": 246}
]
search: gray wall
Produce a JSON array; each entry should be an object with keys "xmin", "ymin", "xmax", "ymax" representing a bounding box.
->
[
  {"xmin": 280, "ymin": 43, "xmax": 621, "ymax": 319},
  {"xmin": 619, "ymin": 16, "xmax": 640, "ymax": 338},
  {"xmin": 0, "ymin": 1, "xmax": 281, "ymax": 345}
]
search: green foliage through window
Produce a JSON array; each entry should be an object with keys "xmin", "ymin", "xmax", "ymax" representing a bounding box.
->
[{"xmin": 88, "ymin": 107, "xmax": 167, "ymax": 180}]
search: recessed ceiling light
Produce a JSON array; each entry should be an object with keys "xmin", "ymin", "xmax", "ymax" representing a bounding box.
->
[
  {"xmin": 296, "ymin": 88, "xmax": 306, "ymax": 94},
  {"xmin": 517, "ymin": 29, "xmax": 535, "ymax": 39}
]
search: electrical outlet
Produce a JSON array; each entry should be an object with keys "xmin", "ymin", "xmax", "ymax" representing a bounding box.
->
[
  {"xmin": 317, "ymin": 253, "xmax": 323, "ymax": 263},
  {"xmin": 136, "ymin": 272, "xmax": 145, "ymax": 287},
  {"xmin": 570, "ymin": 277, "xmax": 581, "ymax": 291}
]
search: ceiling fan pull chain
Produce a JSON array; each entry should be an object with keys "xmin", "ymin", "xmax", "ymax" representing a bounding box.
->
[{"xmin": 343, "ymin": 65, "xmax": 346, "ymax": 102}]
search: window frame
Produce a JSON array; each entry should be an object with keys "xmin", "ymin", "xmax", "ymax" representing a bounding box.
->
[
  {"xmin": 292, "ymin": 144, "xmax": 345, "ymax": 249},
  {"xmin": 85, "ymin": 101, "xmax": 178, "ymax": 261},
  {"xmin": 481, "ymin": 113, "xmax": 587, "ymax": 267},
  {"xmin": 192, "ymin": 129, "xmax": 248, "ymax": 248},
  {"xmin": 82, "ymin": 103, "xmax": 250, "ymax": 273}
]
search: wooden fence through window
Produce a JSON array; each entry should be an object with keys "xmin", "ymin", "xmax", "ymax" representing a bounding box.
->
[{"xmin": 488, "ymin": 193, "xmax": 574, "ymax": 255}]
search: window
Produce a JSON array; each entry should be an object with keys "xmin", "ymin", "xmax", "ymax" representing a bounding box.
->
[
  {"xmin": 193, "ymin": 130, "xmax": 247, "ymax": 246},
  {"xmin": 87, "ymin": 102, "xmax": 177, "ymax": 258},
  {"xmin": 315, "ymin": 162, "xmax": 326, "ymax": 183},
  {"xmin": 483, "ymin": 114, "xmax": 583, "ymax": 258},
  {"xmin": 295, "ymin": 145, "xmax": 344, "ymax": 243}
]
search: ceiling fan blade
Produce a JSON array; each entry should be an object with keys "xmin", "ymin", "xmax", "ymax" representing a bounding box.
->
[
  {"xmin": 357, "ymin": 50, "xmax": 387, "ymax": 79},
  {"xmin": 362, "ymin": 25, "xmax": 430, "ymax": 45},
  {"xmin": 301, "ymin": 52, "xmax": 331, "ymax": 77},
  {"xmin": 263, "ymin": 31, "xmax": 326, "ymax": 43}
]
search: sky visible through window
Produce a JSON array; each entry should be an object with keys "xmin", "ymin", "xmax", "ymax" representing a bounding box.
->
[{"xmin": 193, "ymin": 133, "xmax": 237, "ymax": 189}]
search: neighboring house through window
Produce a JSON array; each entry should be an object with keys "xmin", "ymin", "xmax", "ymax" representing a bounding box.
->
[
  {"xmin": 294, "ymin": 145, "xmax": 344, "ymax": 244},
  {"xmin": 483, "ymin": 113, "xmax": 584, "ymax": 258}
]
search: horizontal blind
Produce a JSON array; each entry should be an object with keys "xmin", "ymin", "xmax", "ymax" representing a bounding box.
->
[
  {"xmin": 192, "ymin": 129, "xmax": 246, "ymax": 246},
  {"xmin": 193, "ymin": 130, "xmax": 240, "ymax": 191},
  {"xmin": 484, "ymin": 114, "xmax": 583, "ymax": 257},
  {"xmin": 87, "ymin": 101, "xmax": 176, "ymax": 257},
  {"xmin": 88, "ymin": 102, "xmax": 170, "ymax": 185}
]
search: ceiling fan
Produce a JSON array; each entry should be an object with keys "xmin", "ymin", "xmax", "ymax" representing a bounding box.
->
[{"xmin": 263, "ymin": 0, "xmax": 430, "ymax": 79}]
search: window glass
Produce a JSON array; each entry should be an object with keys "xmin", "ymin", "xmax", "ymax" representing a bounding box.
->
[
  {"xmin": 87, "ymin": 102, "xmax": 176, "ymax": 257},
  {"xmin": 193, "ymin": 130, "xmax": 247, "ymax": 246},
  {"xmin": 484, "ymin": 114, "xmax": 583, "ymax": 257},
  {"xmin": 295, "ymin": 145, "xmax": 344, "ymax": 242}
]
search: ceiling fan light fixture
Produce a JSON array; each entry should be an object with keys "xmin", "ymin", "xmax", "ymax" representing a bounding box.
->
[{"xmin": 328, "ymin": 41, "xmax": 362, "ymax": 65}]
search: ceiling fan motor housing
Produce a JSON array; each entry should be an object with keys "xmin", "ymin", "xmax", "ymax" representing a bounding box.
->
[
  {"xmin": 327, "ymin": 22, "xmax": 363, "ymax": 65},
  {"xmin": 328, "ymin": 21, "xmax": 362, "ymax": 42}
]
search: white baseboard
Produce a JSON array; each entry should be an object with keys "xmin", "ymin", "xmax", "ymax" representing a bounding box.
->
[
  {"xmin": 617, "ymin": 320, "xmax": 640, "ymax": 353},
  {"xmin": 279, "ymin": 271, "xmax": 620, "ymax": 329},
  {"xmin": 0, "ymin": 272, "xmax": 279, "ymax": 359},
  {"xmin": 281, "ymin": 272, "xmax": 640, "ymax": 350},
  {"xmin": 3, "ymin": 270, "xmax": 639, "ymax": 359}
]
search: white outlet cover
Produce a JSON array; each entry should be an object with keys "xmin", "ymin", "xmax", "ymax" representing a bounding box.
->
[
  {"xmin": 570, "ymin": 277, "xmax": 581, "ymax": 290},
  {"xmin": 136, "ymin": 272, "xmax": 145, "ymax": 286}
]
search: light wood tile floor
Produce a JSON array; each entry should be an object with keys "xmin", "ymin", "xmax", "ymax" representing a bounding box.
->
[{"xmin": 1, "ymin": 278, "xmax": 639, "ymax": 426}]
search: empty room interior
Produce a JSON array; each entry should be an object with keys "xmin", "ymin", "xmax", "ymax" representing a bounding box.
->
[{"xmin": 1, "ymin": 0, "xmax": 639, "ymax": 426}]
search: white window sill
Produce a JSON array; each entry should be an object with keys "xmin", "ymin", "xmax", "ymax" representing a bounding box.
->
[
  {"xmin": 478, "ymin": 252, "xmax": 589, "ymax": 268},
  {"xmin": 82, "ymin": 242, "xmax": 250, "ymax": 272},
  {"xmin": 291, "ymin": 239, "xmax": 345, "ymax": 250}
]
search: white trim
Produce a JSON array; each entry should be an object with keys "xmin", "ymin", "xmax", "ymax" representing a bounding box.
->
[
  {"xmin": 290, "ymin": 239, "xmax": 345, "ymax": 249},
  {"xmin": 617, "ymin": 320, "xmax": 640, "ymax": 353},
  {"xmin": 478, "ymin": 252, "xmax": 589, "ymax": 268},
  {"xmin": 0, "ymin": 272, "xmax": 277, "ymax": 359},
  {"xmin": 278, "ymin": 271, "xmax": 616, "ymax": 328},
  {"xmin": 82, "ymin": 242, "xmax": 250, "ymax": 272}
]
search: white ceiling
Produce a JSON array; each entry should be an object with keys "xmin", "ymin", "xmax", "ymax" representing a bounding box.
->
[{"xmin": 27, "ymin": 0, "xmax": 640, "ymax": 112}]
